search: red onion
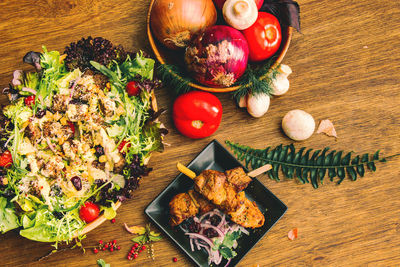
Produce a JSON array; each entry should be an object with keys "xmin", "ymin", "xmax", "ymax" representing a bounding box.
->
[
  {"xmin": 185, "ymin": 233, "xmax": 214, "ymax": 247},
  {"xmin": 200, "ymin": 223, "xmax": 224, "ymax": 237},
  {"xmin": 185, "ymin": 25, "xmax": 249, "ymax": 88},
  {"xmin": 22, "ymin": 87, "xmax": 37, "ymax": 95}
]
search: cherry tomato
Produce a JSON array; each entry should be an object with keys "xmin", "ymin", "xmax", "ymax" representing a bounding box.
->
[
  {"xmin": 126, "ymin": 81, "xmax": 140, "ymax": 96},
  {"xmin": 0, "ymin": 150, "xmax": 13, "ymax": 168},
  {"xmin": 242, "ymin": 12, "xmax": 282, "ymax": 62},
  {"xmin": 79, "ymin": 202, "xmax": 100, "ymax": 223},
  {"xmin": 24, "ymin": 95, "xmax": 35, "ymax": 108},
  {"xmin": 67, "ymin": 121, "xmax": 75, "ymax": 135},
  {"xmin": 173, "ymin": 91, "xmax": 222, "ymax": 139},
  {"xmin": 118, "ymin": 140, "xmax": 131, "ymax": 153}
]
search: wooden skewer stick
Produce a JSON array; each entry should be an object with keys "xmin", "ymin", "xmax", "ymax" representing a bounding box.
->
[
  {"xmin": 176, "ymin": 162, "xmax": 272, "ymax": 179},
  {"xmin": 176, "ymin": 162, "xmax": 196, "ymax": 179},
  {"xmin": 247, "ymin": 164, "xmax": 273, "ymax": 177}
]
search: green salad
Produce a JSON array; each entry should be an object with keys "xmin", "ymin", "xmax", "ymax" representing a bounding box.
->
[{"xmin": 0, "ymin": 37, "xmax": 165, "ymax": 243}]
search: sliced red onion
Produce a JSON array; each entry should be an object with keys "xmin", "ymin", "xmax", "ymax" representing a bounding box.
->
[
  {"xmin": 185, "ymin": 233, "xmax": 214, "ymax": 247},
  {"xmin": 189, "ymin": 236, "xmax": 194, "ymax": 252},
  {"xmin": 12, "ymin": 70, "xmax": 23, "ymax": 86},
  {"xmin": 22, "ymin": 87, "xmax": 37, "ymax": 95},
  {"xmin": 215, "ymin": 253, "xmax": 223, "ymax": 265},
  {"xmin": 4, "ymin": 134, "xmax": 14, "ymax": 148},
  {"xmin": 199, "ymin": 210, "xmax": 213, "ymax": 222},
  {"xmin": 224, "ymin": 259, "xmax": 232, "ymax": 267},
  {"xmin": 194, "ymin": 239, "xmax": 201, "ymax": 250},
  {"xmin": 217, "ymin": 213, "xmax": 226, "ymax": 228},
  {"xmin": 200, "ymin": 223, "xmax": 224, "ymax": 237}
]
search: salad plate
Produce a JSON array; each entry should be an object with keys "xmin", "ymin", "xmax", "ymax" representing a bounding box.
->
[
  {"xmin": 145, "ymin": 140, "xmax": 287, "ymax": 266},
  {"xmin": 0, "ymin": 37, "xmax": 165, "ymax": 242}
]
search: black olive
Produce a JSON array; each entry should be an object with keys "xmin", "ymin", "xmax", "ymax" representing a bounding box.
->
[
  {"xmin": 70, "ymin": 176, "xmax": 82, "ymax": 191},
  {"xmin": 36, "ymin": 109, "xmax": 46, "ymax": 118},
  {"xmin": 94, "ymin": 145, "xmax": 104, "ymax": 157},
  {"xmin": 204, "ymin": 228, "xmax": 218, "ymax": 238},
  {"xmin": 53, "ymin": 211, "xmax": 64, "ymax": 219},
  {"xmin": 210, "ymin": 215, "xmax": 221, "ymax": 226}
]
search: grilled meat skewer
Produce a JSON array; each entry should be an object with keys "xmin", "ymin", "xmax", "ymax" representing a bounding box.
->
[{"xmin": 169, "ymin": 166, "xmax": 265, "ymax": 228}]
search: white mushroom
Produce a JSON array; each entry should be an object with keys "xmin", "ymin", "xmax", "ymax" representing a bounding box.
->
[
  {"xmin": 223, "ymin": 0, "xmax": 258, "ymax": 30},
  {"xmin": 271, "ymin": 64, "xmax": 292, "ymax": 96},
  {"xmin": 282, "ymin": 109, "xmax": 315, "ymax": 141},
  {"xmin": 246, "ymin": 93, "xmax": 270, "ymax": 118}
]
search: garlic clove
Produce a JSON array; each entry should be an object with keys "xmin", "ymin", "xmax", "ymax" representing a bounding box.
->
[
  {"xmin": 246, "ymin": 93, "xmax": 270, "ymax": 118},
  {"xmin": 238, "ymin": 94, "xmax": 248, "ymax": 108}
]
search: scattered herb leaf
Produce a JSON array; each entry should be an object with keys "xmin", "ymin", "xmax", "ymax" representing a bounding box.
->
[{"xmin": 97, "ymin": 259, "xmax": 111, "ymax": 267}]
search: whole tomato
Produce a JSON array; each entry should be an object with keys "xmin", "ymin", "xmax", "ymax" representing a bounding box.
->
[
  {"xmin": 79, "ymin": 202, "xmax": 100, "ymax": 223},
  {"xmin": 173, "ymin": 91, "xmax": 222, "ymax": 139},
  {"xmin": 242, "ymin": 12, "xmax": 282, "ymax": 62}
]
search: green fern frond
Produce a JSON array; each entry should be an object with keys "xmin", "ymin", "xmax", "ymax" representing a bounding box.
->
[{"xmin": 225, "ymin": 141, "xmax": 400, "ymax": 188}]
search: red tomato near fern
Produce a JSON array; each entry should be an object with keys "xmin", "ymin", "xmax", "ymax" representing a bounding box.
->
[
  {"xmin": 79, "ymin": 202, "xmax": 100, "ymax": 223},
  {"xmin": 173, "ymin": 91, "xmax": 222, "ymax": 139},
  {"xmin": 242, "ymin": 12, "xmax": 282, "ymax": 62}
]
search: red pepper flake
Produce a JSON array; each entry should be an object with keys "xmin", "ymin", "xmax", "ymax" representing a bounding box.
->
[{"xmin": 288, "ymin": 228, "xmax": 298, "ymax": 240}]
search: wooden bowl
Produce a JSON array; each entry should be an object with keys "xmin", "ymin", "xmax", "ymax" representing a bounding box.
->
[
  {"xmin": 146, "ymin": 0, "xmax": 293, "ymax": 93},
  {"xmin": 73, "ymin": 91, "xmax": 158, "ymax": 238}
]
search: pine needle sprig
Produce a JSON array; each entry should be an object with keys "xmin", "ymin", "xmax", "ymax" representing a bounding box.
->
[
  {"xmin": 232, "ymin": 60, "xmax": 280, "ymax": 104},
  {"xmin": 157, "ymin": 64, "xmax": 194, "ymax": 95},
  {"xmin": 156, "ymin": 57, "xmax": 280, "ymax": 100},
  {"xmin": 225, "ymin": 141, "xmax": 400, "ymax": 188}
]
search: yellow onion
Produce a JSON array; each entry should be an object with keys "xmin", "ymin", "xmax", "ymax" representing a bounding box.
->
[{"xmin": 150, "ymin": 0, "xmax": 217, "ymax": 50}]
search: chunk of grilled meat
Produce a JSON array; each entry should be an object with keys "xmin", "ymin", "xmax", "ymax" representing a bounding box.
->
[
  {"xmin": 169, "ymin": 192, "xmax": 199, "ymax": 227},
  {"xmin": 225, "ymin": 167, "xmax": 252, "ymax": 192},
  {"xmin": 193, "ymin": 168, "xmax": 264, "ymax": 229},
  {"xmin": 188, "ymin": 190, "xmax": 215, "ymax": 214},
  {"xmin": 228, "ymin": 192, "xmax": 265, "ymax": 228},
  {"xmin": 169, "ymin": 190, "xmax": 215, "ymax": 227}
]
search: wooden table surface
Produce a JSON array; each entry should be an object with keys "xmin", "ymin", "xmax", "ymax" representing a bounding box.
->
[{"xmin": 1, "ymin": 0, "xmax": 399, "ymax": 266}]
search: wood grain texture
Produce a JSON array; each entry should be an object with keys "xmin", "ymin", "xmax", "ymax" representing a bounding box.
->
[{"xmin": 0, "ymin": 0, "xmax": 399, "ymax": 266}]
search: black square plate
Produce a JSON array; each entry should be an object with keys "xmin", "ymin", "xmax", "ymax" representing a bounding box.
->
[{"xmin": 145, "ymin": 140, "xmax": 287, "ymax": 267}]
